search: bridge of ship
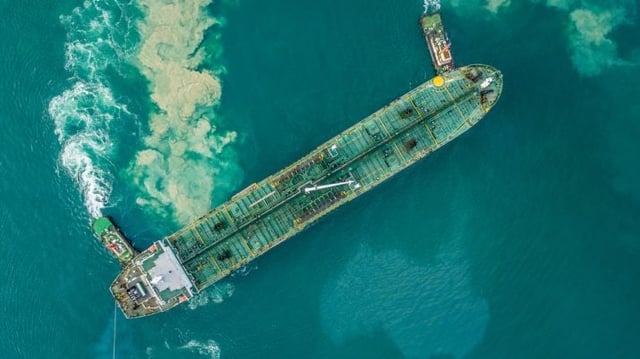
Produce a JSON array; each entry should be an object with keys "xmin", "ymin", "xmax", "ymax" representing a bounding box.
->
[{"xmin": 164, "ymin": 66, "xmax": 492, "ymax": 291}]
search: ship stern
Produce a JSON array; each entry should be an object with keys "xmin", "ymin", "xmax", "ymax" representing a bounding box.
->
[{"xmin": 110, "ymin": 241, "xmax": 195, "ymax": 318}]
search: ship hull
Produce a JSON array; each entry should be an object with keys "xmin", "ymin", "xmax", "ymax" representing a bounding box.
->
[{"xmin": 111, "ymin": 64, "xmax": 502, "ymax": 318}]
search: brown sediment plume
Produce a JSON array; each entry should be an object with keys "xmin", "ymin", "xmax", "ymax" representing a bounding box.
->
[
  {"xmin": 568, "ymin": 7, "xmax": 630, "ymax": 76},
  {"xmin": 129, "ymin": 0, "xmax": 238, "ymax": 225}
]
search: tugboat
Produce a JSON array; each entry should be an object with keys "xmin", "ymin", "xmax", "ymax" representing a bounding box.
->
[
  {"xmin": 420, "ymin": 11, "xmax": 454, "ymax": 74},
  {"xmin": 92, "ymin": 217, "xmax": 138, "ymax": 267}
]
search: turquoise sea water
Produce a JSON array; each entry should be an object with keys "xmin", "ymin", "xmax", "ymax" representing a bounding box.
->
[{"xmin": 1, "ymin": 0, "xmax": 639, "ymax": 358}]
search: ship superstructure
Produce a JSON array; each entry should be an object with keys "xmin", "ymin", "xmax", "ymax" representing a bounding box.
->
[{"xmin": 109, "ymin": 63, "xmax": 502, "ymax": 317}]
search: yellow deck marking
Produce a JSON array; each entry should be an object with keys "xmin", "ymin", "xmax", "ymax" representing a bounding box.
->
[
  {"xmin": 222, "ymin": 206, "xmax": 236, "ymax": 227},
  {"xmin": 242, "ymin": 238, "xmax": 255, "ymax": 256},
  {"xmin": 407, "ymin": 96, "xmax": 424, "ymax": 119},
  {"xmin": 393, "ymin": 142, "xmax": 406, "ymax": 160},
  {"xmin": 444, "ymin": 85, "xmax": 472, "ymax": 126},
  {"xmin": 192, "ymin": 227, "xmax": 206, "ymax": 245},
  {"xmin": 208, "ymin": 253, "xmax": 223, "ymax": 272},
  {"xmin": 407, "ymin": 94, "xmax": 438, "ymax": 143},
  {"xmin": 423, "ymin": 121, "xmax": 438, "ymax": 144},
  {"xmin": 377, "ymin": 117, "xmax": 393, "ymax": 137}
]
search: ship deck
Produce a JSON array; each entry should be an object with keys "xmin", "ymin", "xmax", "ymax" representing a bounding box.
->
[{"xmin": 162, "ymin": 65, "xmax": 502, "ymax": 291}]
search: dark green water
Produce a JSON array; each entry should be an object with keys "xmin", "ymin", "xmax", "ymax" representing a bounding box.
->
[{"xmin": 1, "ymin": 0, "xmax": 639, "ymax": 358}]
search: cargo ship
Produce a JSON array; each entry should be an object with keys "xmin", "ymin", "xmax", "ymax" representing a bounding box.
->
[{"xmin": 103, "ymin": 13, "xmax": 503, "ymax": 318}]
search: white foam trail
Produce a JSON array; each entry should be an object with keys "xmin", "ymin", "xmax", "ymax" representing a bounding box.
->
[
  {"xmin": 180, "ymin": 339, "xmax": 221, "ymax": 359},
  {"xmin": 50, "ymin": 0, "xmax": 137, "ymax": 218},
  {"xmin": 187, "ymin": 282, "xmax": 235, "ymax": 310},
  {"xmin": 230, "ymin": 264, "xmax": 258, "ymax": 277},
  {"xmin": 424, "ymin": 0, "xmax": 441, "ymax": 14},
  {"xmin": 128, "ymin": 0, "xmax": 241, "ymax": 225},
  {"xmin": 49, "ymin": 81, "xmax": 120, "ymax": 218}
]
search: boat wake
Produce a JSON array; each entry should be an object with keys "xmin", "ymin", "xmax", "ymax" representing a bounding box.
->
[
  {"xmin": 423, "ymin": 0, "xmax": 441, "ymax": 14},
  {"xmin": 187, "ymin": 282, "xmax": 235, "ymax": 310},
  {"xmin": 146, "ymin": 337, "xmax": 222, "ymax": 359},
  {"xmin": 49, "ymin": 0, "xmax": 138, "ymax": 219},
  {"xmin": 179, "ymin": 339, "xmax": 221, "ymax": 359}
]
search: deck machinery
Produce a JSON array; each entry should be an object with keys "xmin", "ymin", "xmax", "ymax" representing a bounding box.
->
[{"xmin": 105, "ymin": 12, "xmax": 503, "ymax": 318}]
